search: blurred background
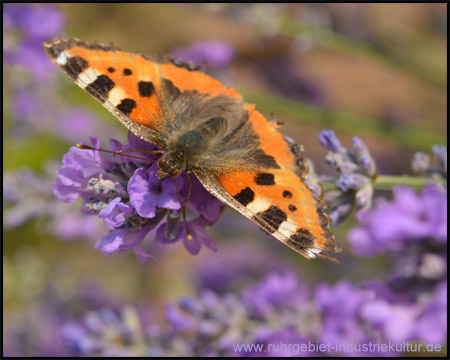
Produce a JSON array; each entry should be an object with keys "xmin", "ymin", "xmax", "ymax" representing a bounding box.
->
[{"xmin": 3, "ymin": 3, "xmax": 447, "ymax": 356}]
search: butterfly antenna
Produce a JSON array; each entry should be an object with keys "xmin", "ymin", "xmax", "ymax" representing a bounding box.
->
[
  {"xmin": 76, "ymin": 144, "xmax": 158, "ymax": 163},
  {"xmin": 173, "ymin": 177, "xmax": 192, "ymax": 240}
]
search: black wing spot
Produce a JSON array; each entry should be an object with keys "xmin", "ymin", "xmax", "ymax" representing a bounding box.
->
[
  {"xmin": 138, "ymin": 81, "xmax": 155, "ymax": 97},
  {"xmin": 85, "ymin": 75, "xmax": 115, "ymax": 102},
  {"xmin": 288, "ymin": 228, "xmax": 315, "ymax": 249},
  {"xmin": 289, "ymin": 205, "xmax": 297, "ymax": 212},
  {"xmin": 107, "ymin": 67, "xmax": 115, "ymax": 73},
  {"xmin": 123, "ymin": 68, "xmax": 132, "ymax": 76},
  {"xmin": 283, "ymin": 190, "xmax": 293, "ymax": 198},
  {"xmin": 117, "ymin": 98, "xmax": 136, "ymax": 116},
  {"xmin": 255, "ymin": 172, "xmax": 275, "ymax": 186},
  {"xmin": 233, "ymin": 187, "xmax": 255, "ymax": 206},
  {"xmin": 253, "ymin": 149, "xmax": 280, "ymax": 169},
  {"xmin": 63, "ymin": 56, "xmax": 89, "ymax": 78},
  {"xmin": 253, "ymin": 206, "xmax": 287, "ymax": 233}
]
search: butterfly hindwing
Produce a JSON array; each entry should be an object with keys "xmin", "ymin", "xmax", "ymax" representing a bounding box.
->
[{"xmin": 195, "ymin": 108, "xmax": 338, "ymax": 261}]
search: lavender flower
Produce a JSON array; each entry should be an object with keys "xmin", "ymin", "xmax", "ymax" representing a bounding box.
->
[
  {"xmin": 171, "ymin": 40, "xmax": 235, "ymax": 68},
  {"xmin": 165, "ymin": 272, "xmax": 316, "ymax": 357},
  {"xmin": 318, "ymin": 130, "xmax": 377, "ymax": 225},
  {"xmin": 4, "ymin": 3, "xmax": 65, "ymax": 40},
  {"xmin": 62, "ymin": 307, "xmax": 149, "ymax": 357},
  {"xmin": 348, "ymin": 184, "xmax": 447, "ymax": 347},
  {"xmin": 348, "ymin": 185, "xmax": 447, "ymax": 256},
  {"xmin": 315, "ymin": 281, "xmax": 379, "ymax": 356},
  {"xmin": 3, "ymin": 167, "xmax": 108, "ymax": 241},
  {"xmin": 10, "ymin": 267, "xmax": 445, "ymax": 357},
  {"xmin": 3, "ymin": 4, "xmax": 64, "ymax": 80},
  {"xmin": 261, "ymin": 56, "xmax": 326, "ymax": 106},
  {"xmin": 412, "ymin": 144, "xmax": 447, "ymax": 182},
  {"xmin": 194, "ymin": 243, "xmax": 290, "ymax": 293},
  {"xmin": 53, "ymin": 131, "xmax": 225, "ymax": 263},
  {"xmin": 4, "ymin": 3, "xmax": 118, "ymax": 142}
]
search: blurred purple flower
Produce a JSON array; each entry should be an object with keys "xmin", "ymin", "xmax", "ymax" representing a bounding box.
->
[
  {"xmin": 262, "ymin": 56, "xmax": 326, "ymax": 106},
  {"xmin": 415, "ymin": 281, "xmax": 447, "ymax": 344},
  {"xmin": 242, "ymin": 272, "xmax": 308, "ymax": 317},
  {"xmin": 171, "ymin": 40, "xmax": 235, "ymax": 68},
  {"xmin": 62, "ymin": 307, "xmax": 149, "ymax": 357},
  {"xmin": 4, "ymin": 3, "xmax": 65, "ymax": 40},
  {"xmin": 348, "ymin": 182, "xmax": 447, "ymax": 347},
  {"xmin": 3, "ymin": 4, "xmax": 63, "ymax": 80},
  {"xmin": 360, "ymin": 298, "xmax": 417, "ymax": 343},
  {"xmin": 14, "ymin": 39, "xmax": 56, "ymax": 80},
  {"xmin": 4, "ymin": 4, "xmax": 119, "ymax": 143},
  {"xmin": 348, "ymin": 185, "xmax": 447, "ymax": 256},
  {"xmin": 53, "ymin": 132, "xmax": 225, "ymax": 262},
  {"xmin": 315, "ymin": 281, "xmax": 391, "ymax": 356},
  {"xmin": 412, "ymin": 144, "xmax": 447, "ymax": 183},
  {"xmin": 3, "ymin": 167, "xmax": 108, "ymax": 241},
  {"xmin": 360, "ymin": 280, "xmax": 447, "ymax": 345},
  {"xmin": 8, "ymin": 266, "xmax": 445, "ymax": 357},
  {"xmin": 194, "ymin": 243, "xmax": 289, "ymax": 293}
]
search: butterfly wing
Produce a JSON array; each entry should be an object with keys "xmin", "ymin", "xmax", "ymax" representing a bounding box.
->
[
  {"xmin": 44, "ymin": 38, "xmax": 173, "ymax": 146},
  {"xmin": 195, "ymin": 105, "xmax": 339, "ymax": 261},
  {"xmin": 44, "ymin": 37, "xmax": 243, "ymax": 146}
]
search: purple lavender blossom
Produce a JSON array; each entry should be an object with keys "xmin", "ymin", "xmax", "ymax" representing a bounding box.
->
[
  {"xmin": 318, "ymin": 129, "xmax": 377, "ymax": 225},
  {"xmin": 412, "ymin": 144, "xmax": 447, "ymax": 182},
  {"xmin": 4, "ymin": 4, "xmax": 119, "ymax": 143},
  {"xmin": 4, "ymin": 4, "xmax": 65, "ymax": 40},
  {"xmin": 155, "ymin": 216, "xmax": 217, "ymax": 255},
  {"xmin": 348, "ymin": 182, "xmax": 447, "ymax": 348},
  {"xmin": 53, "ymin": 132, "xmax": 225, "ymax": 263},
  {"xmin": 9, "ymin": 267, "xmax": 445, "ymax": 357},
  {"xmin": 242, "ymin": 272, "xmax": 308, "ymax": 317},
  {"xmin": 315, "ymin": 281, "xmax": 373, "ymax": 349},
  {"xmin": 128, "ymin": 165, "xmax": 182, "ymax": 218},
  {"xmin": 62, "ymin": 307, "xmax": 150, "ymax": 357},
  {"xmin": 348, "ymin": 185, "xmax": 447, "ymax": 256},
  {"xmin": 171, "ymin": 40, "xmax": 235, "ymax": 68},
  {"xmin": 3, "ymin": 167, "xmax": 108, "ymax": 241},
  {"xmin": 3, "ymin": 4, "xmax": 64, "ymax": 80},
  {"xmin": 262, "ymin": 56, "xmax": 326, "ymax": 106},
  {"xmin": 194, "ymin": 243, "xmax": 290, "ymax": 293}
]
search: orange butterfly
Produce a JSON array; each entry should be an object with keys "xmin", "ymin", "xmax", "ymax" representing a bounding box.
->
[{"xmin": 44, "ymin": 38, "xmax": 339, "ymax": 261}]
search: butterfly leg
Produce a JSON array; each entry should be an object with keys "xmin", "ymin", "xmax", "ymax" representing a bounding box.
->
[{"xmin": 173, "ymin": 175, "xmax": 192, "ymax": 240}]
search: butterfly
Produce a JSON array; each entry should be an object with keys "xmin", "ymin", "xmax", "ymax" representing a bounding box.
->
[{"xmin": 43, "ymin": 37, "xmax": 339, "ymax": 261}]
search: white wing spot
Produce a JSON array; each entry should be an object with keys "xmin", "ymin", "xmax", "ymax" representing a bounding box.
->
[
  {"xmin": 306, "ymin": 248, "xmax": 322, "ymax": 258},
  {"xmin": 78, "ymin": 68, "xmax": 102, "ymax": 88},
  {"xmin": 278, "ymin": 220, "xmax": 297, "ymax": 238},
  {"xmin": 108, "ymin": 87, "xmax": 129, "ymax": 106},
  {"xmin": 247, "ymin": 197, "xmax": 271, "ymax": 213},
  {"xmin": 56, "ymin": 51, "xmax": 71, "ymax": 66}
]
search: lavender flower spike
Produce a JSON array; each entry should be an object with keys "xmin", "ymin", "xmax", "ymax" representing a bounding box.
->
[
  {"xmin": 53, "ymin": 131, "xmax": 225, "ymax": 263},
  {"xmin": 318, "ymin": 130, "xmax": 377, "ymax": 225}
]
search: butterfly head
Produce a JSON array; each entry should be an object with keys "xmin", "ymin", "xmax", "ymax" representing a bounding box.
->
[
  {"xmin": 157, "ymin": 151, "xmax": 185, "ymax": 179},
  {"xmin": 157, "ymin": 129, "xmax": 207, "ymax": 179}
]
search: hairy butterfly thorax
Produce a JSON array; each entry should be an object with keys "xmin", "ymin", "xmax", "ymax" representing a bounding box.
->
[{"xmin": 157, "ymin": 117, "xmax": 229, "ymax": 179}]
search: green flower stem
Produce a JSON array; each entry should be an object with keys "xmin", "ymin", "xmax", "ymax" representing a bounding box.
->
[
  {"xmin": 321, "ymin": 175, "xmax": 446, "ymax": 191},
  {"xmin": 373, "ymin": 175, "xmax": 445, "ymax": 190}
]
